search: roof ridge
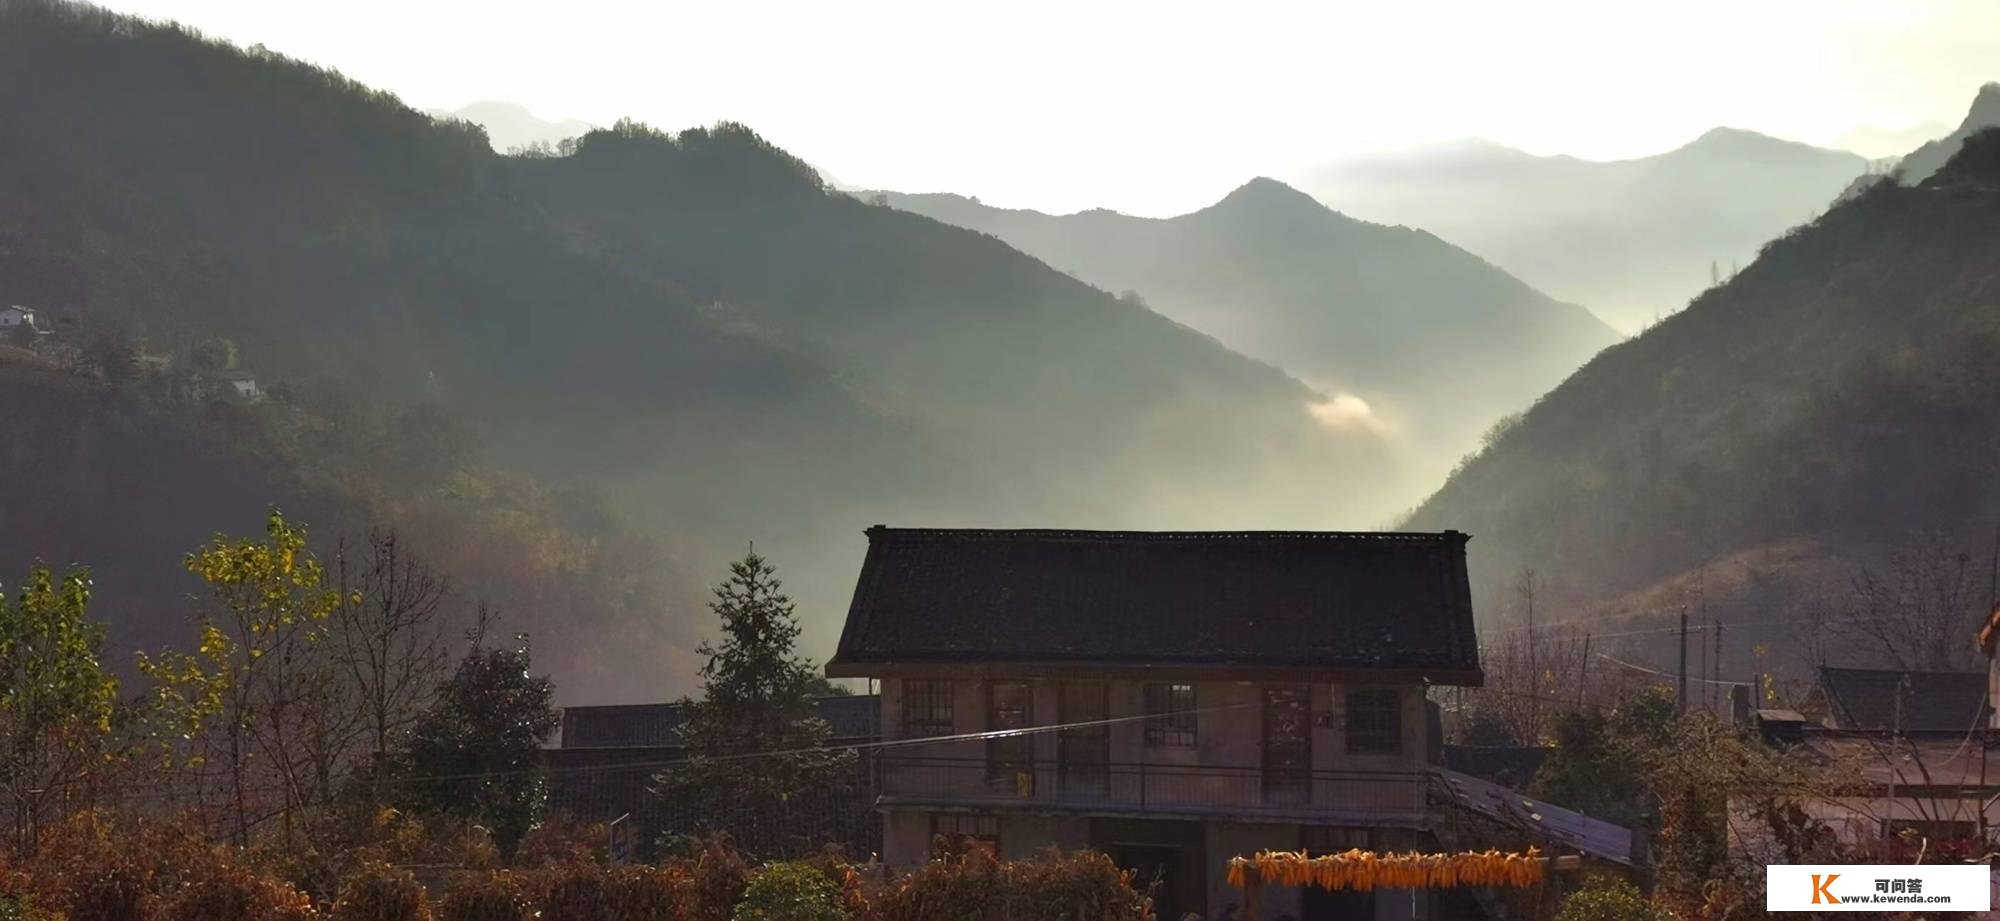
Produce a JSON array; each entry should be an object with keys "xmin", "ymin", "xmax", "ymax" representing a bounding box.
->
[{"xmin": 864, "ymin": 526, "xmax": 1467, "ymax": 541}]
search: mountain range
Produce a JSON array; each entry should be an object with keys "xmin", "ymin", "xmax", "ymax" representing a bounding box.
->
[
  {"xmin": 1298, "ymin": 128, "xmax": 1871, "ymax": 333},
  {"xmin": 0, "ymin": 0, "xmax": 1400, "ymax": 696},
  {"xmin": 877, "ymin": 181, "xmax": 1620, "ymax": 480}
]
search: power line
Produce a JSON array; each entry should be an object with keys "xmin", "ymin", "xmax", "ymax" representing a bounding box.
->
[
  {"xmin": 1596, "ymin": 650, "xmax": 1749, "ymax": 687},
  {"xmin": 65, "ymin": 700, "xmax": 1274, "ymax": 802}
]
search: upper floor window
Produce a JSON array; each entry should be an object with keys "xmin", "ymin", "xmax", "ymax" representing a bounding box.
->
[
  {"xmin": 1345, "ymin": 688, "xmax": 1402, "ymax": 754},
  {"xmin": 904, "ymin": 678, "xmax": 954, "ymax": 738},
  {"xmin": 1143, "ymin": 682, "xmax": 1197, "ymax": 747}
]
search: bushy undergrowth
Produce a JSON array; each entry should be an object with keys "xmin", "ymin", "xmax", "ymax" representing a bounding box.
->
[{"xmin": 3, "ymin": 813, "xmax": 1155, "ymax": 921}]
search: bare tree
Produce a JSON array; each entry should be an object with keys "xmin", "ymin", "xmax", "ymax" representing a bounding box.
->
[
  {"xmin": 333, "ymin": 529, "xmax": 451, "ymax": 789},
  {"xmin": 1832, "ymin": 533, "xmax": 1984, "ymax": 672}
]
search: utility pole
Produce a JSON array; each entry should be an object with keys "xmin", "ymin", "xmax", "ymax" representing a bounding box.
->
[
  {"xmin": 1677, "ymin": 606, "xmax": 1689, "ymax": 716},
  {"xmin": 1521, "ymin": 568, "xmax": 1537, "ymax": 741},
  {"xmin": 1577, "ymin": 633, "xmax": 1592, "ymax": 707},
  {"xmin": 1885, "ymin": 671, "xmax": 1909, "ymax": 835},
  {"xmin": 1712, "ymin": 618, "xmax": 1723, "ymax": 714}
]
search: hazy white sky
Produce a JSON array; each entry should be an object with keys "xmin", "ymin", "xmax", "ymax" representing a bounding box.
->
[{"xmin": 100, "ymin": 0, "xmax": 2000, "ymax": 216}]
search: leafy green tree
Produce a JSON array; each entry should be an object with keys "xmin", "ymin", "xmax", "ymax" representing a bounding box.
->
[
  {"xmin": 1554, "ymin": 876, "xmax": 1669, "ymax": 921},
  {"xmin": 1527, "ymin": 709, "xmax": 1650, "ymax": 828},
  {"xmin": 0, "ymin": 563, "xmax": 119, "ymax": 853},
  {"xmin": 82, "ymin": 334, "xmax": 138, "ymax": 386},
  {"xmin": 191, "ymin": 336, "xmax": 237, "ymax": 376},
  {"xmin": 396, "ymin": 627, "xmax": 559, "ymax": 856},
  {"xmin": 654, "ymin": 552, "xmax": 859, "ymax": 857}
]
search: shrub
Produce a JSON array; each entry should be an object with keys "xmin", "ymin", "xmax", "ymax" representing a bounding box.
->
[
  {"xmin": 0, "ymin": 891, "xmax": 59, "ymax": 921},
  {"xmin": 535, "ymin": 862, "xmax": 614, "ymax": 921},
  {"xmin": 605, "ymin": 864, "xmax": 689, "ymax": 921},
  {"xmin": 160, "ymin": 863, "xmax": 318, "ymax": 921},
  {"xmin": 261, "ymin": 805, "xmax": 500, "ymax": 901},
  {"xmin": 665, "ymin": 838, "xmax": 749, "ymax": 921},
  {"xmin": 733, "ymin": 863, "xmax": 845, "ymax": 921},
  {"xmin": 330, "ymin": 863, "xmax": 430, "ymax": 921},
  {"xmin": 514, "ymin": 819, "xmax": 608, "ymax": 869},
  {"xmin": 1555, "ymin": 876, "xmax": 1670, "ymax": 921},
  {"xmin": 797, "ymin": 848, "xmax": 870, "ymax": 919},
  {"xmin": 876, "ymin": 848, "xmax": 1149, "ymax": 921},
  {"xmin": 66, "ymin": 865, "xmax": 158, "ymax": 921},
  {"xmin": 435, "ymin": 871, "xmax": 532, "ymax": 921}
]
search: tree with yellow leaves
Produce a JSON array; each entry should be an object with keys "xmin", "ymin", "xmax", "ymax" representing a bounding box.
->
[
  {"xmin": 0, "ymin": 562, "xmax": 119, "ymax": 854},
  {"xmin": 141, "ymin": 508, "xmax": 341, "ymax": 846}
]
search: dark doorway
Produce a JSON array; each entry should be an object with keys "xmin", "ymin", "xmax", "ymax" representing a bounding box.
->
[
  {"xmin": 986, "ymin": 680, "xmax": 1034, "ymax": 795},
  {"xmin": 1263, "ymin": 685, "xmax": 1311, "ymax": 804},
  {"xmin": 1092, "ymin": 819, "xmax": 1205, "ymax": 920},
  {"xmin": 1058, "ymin": 680, "xmax": 1109, "ymax": 797},
  {"xmin": 1114, "ymin": 844, "xmax": 1180, "ymax": 919}
]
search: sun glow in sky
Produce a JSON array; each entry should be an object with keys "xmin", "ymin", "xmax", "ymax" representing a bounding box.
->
[{"xmin": 97, "ymin": 0, "xmax": 2000, "ymax": 216}]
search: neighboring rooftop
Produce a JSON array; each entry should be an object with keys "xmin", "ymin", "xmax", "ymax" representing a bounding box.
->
[
  {"xmin": 1818, "ymin": 666, "xmax": 1987, "ymax": 733},
  {"xmin": 1433, "ymin": 767, "xmax": 1635, "ymax": 865},
  {"xmin": 827, "ymin": 527, "xmax": 1481, "ymax": 683},
  {"xmin": 1442, "ymin": 745, "xmax": 1552, "ymax": 790},
  {"xmin": 559, "ymin": 694, "xmax": 879, "ymax": 748}
]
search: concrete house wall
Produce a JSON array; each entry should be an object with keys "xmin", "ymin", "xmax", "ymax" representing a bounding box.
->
[{"xmin": 877, "ymin": 676, "xmax": 1432, "ymax": 920}]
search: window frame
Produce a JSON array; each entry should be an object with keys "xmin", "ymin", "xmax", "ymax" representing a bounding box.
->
[
  {"xmin": 1143, "ymin": 682, "xmax": 1199, "ymax": 748},
  {"xmin": 902, "ymin": 678, "xmax": 955, "ymax": 738},
  {"xmin": 1344, "ymin": 687, "xmax": 1403, "ymax": 755}
]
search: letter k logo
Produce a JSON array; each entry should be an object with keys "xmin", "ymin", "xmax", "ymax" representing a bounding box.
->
[{"xmin": 1811, "ymin": 874, "xmax": 1840, "ymax": 904}]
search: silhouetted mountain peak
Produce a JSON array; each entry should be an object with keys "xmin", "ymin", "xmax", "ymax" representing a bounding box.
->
[
  {"xmin": 1674, "ymin": 126, "xmax": 1818, "ymax": 159},
  {"xmin": 1205, "ymin": 177, "xmax": 1328, "ymax": 218},
  {"xmin": 1963, "ymin": 82, "xmax": 2000, "ymax": 131}
]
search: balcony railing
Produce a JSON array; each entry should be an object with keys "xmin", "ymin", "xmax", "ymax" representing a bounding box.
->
[{"xmin": 875, "ymin": 755, "xmax": 1428, "ymax": 823}]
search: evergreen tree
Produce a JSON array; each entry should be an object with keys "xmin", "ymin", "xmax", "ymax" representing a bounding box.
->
[
  {"xmin": 396, "ymin": 626, "xmax": 559, "ymax": 856},
  {"xmin": 653, "ymin": 552, "xmax": 860, "ymax": 858}
]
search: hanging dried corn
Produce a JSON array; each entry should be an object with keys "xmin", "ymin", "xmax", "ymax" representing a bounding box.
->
[{"xmin": 1225, "ymin": 846, "xmax": 1547, "ymax": 892}]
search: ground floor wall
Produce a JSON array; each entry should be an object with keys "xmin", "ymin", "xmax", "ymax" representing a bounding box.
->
[{"xmin": 881, "ymin": 810, "xmax": 1432, "ymax": 920}]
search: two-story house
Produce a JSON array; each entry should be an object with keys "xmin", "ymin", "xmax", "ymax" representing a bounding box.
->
[{"xmin": 826, "ymin": 527, "xmax": 1487, "ymax": 920}]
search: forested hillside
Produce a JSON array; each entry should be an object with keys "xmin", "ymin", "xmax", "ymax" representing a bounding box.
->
[
  {"xmin": 880, "ymin": 179, "xmax": 1617, "ymax": 477},
  {"xmin": 0, "ymin": 0, "xmax": 1395, "ymax": 688},
  {"xmin": 0, "ymin": 356, "xmax": 708, "ymax": 698},
  {"xmin": 1408, "ymin": 130, "xmax": 2000, "ymax": 621}
]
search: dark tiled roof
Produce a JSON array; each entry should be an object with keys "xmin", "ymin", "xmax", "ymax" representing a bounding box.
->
[
  {"xmin": 1819, "ymin": 667, "xmax": 1987, "ymax": 732},
  {"xmin": 560, "ymin": 694, "xmax": 879, "ymax": 748},
  {"xmin": 828, "ymin": 527, "xmax": 1481, "ymax": 682},
  {"xmin": 1434, "ymin": 768, "xmax": 1635, "ymax": 866},
  {"xmin": 1442, "ymin": 745, "xmax": 1552, "ymax": 790}
]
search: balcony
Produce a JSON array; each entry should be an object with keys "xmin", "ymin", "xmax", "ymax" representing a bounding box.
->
[{"xmin": 875, "ymin": 755, "xmax": 1429, "ymax": 825}]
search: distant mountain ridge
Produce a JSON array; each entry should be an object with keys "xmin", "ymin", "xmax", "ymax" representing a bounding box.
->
[
  {"xmin": 1299, "ymin": 128, "xmax": 1870, "ymax": 332},
  {"xmin": 0, "ymin": 0, "xmax": 1400, "ymax": 693},
  {"xmin": 877, "ymin": 178, "xmax": 1618, "ymax": 481},
  {"xmin": 436, "ymin": 100, "xmax": 594, "ymax": 152}
]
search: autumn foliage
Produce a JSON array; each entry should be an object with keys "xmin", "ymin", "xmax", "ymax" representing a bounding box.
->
[{"xmin": 1, "ymin": 815, "xmax": 1161, "ymax": 921}]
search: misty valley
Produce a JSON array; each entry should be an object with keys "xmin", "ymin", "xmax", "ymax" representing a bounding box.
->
[{"xmin": 3, "ymin": 0, "xmax": 2000, "ymax": 917}]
